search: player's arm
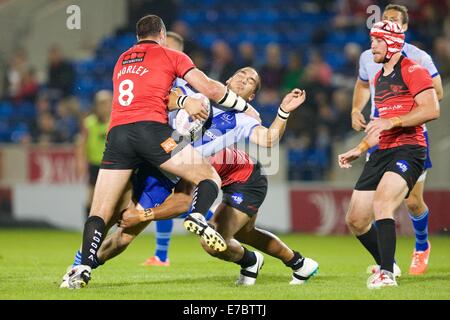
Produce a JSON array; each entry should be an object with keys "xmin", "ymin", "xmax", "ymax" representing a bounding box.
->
[
  {"xmin": 432, "ymin": 75, "xmax": 443, "ymax": 101},
  {"xmin": 249, "ymin": 89, "xmax": 306, "ymax": 147},
  {"xmin": 184, "ymin": 68, "xmax": 254, "ymax": 113},
  {"xmin": 338, "ymin": 131, "xmax": 380, "ymax": 169},
  {"xmin": 167, "ymin": 88, "xmax": 209, "ymax": 121},
  {"xmin": 365, "ymin": 90, "xmax": 440, "ymax": 136},
  {"xmin": 118, "ymin": 180, "xmax": 194, "ymax": 228},
  {"xmin": 351, "ymin": 78, "xmax": 370, "ymax": 131}
]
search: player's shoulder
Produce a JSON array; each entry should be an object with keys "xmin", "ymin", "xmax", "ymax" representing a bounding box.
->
[
  {"xmin": 360, "ymin": 49, "xmax": 373, "ymax": 60},
  {"xmin": 162, "ymin": 46, "xmax": 189, "ymax": 59},
  {"xmin": 403, "ymin": 42, "xmax": 431, "ymax": 60},
  {"xmin": 401, "ymin": 56, "xmax": 424, "ymax": 70}
]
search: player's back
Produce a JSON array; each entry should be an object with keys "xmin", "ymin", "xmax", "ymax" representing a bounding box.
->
[{"xmin": 110, "ymin": 40, "xmax": 195, "ymax": 130}]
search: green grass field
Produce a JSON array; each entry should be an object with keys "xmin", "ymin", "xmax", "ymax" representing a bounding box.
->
[{"xmin": 0, "ymin": 229, "xmax": 449, "ymax": 300}]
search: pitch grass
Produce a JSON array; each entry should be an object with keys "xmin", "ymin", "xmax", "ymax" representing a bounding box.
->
[{"xmin": 0, "ymin": 229, "xmax": 449, "ymax": 300}]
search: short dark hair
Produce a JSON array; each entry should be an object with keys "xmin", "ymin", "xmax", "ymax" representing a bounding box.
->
[
  {"xmin": 136, "ymin": 15, "xmax": 166, "ymax": 39},
  {"xmin": 384, "ymin": 4, "xmax": 409, "ymax": 24},
  {"xmin": 166, "ymin": 31, "xmax": 184, "ymax": 50}
]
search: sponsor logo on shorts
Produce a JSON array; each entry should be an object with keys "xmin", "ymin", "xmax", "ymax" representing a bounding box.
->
[
  {"xmin": 396, "ymin": 160, "xmax": 409, "ymax": 173},
  {"xmin": 231, "ymin": 193, "xmax": 244, "ymax": 205},
  {"xmin": 161, "ymin": 137, "xmax": 178, "ymax": 153}
]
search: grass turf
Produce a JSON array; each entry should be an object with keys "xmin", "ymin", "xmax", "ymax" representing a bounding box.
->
[{"xmin": 0, "ymin": 229, "xmax": 449, "ymax": 300}]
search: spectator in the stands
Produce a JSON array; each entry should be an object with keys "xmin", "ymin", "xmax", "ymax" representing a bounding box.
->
[
  {"xmin": 29, "ymin": 112, "xmax": 64, "ymax": 145},
  {"xmin": 206, "ymin": 40, "xmax": 236, "ymax": 83},
  {"xmin": 47, "ymin": 45, "xmax": 75, "ymax": 99},
  {"xmin": 55, "ymin": 98, "xmax": 80, "ymax": 143},
  {"xmin": 433, "ymin": 36, "xmax": 450, "ymax": 79},
  {"xmin": 16, "ymin": 68, "xmax": 39, "ymax": 104},
  {"xmin": 237, "ymin": 41, "xmax": 256, "ymax": 68},
  {"xmin": 171, "ymin": 20, "xmax": 201, "ymax": 56},
  {"xmin": 330, "ymin": 88, "xmax": 352, "ymax": 140},
  {"xmin": 281, "ymin": 52, "xmax": 304, "ymax": 94},
  {"xmin": 2, "ymin": 48, "xmax": 28, "ymax": 100},
  {"xmin": 260, "ymin": 43, "xmax": 285, "ymax": 90}
]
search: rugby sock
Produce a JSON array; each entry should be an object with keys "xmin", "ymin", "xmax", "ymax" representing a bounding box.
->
[
  {"xmin": 409, "ymin": 209, "xmax": 429, "ymax": 251},
  {"xmin": 190, "ymin": 179, "xmax": 219, "ymax": 217},
  {"xmin": 80, "ymin": 215, "xmax": 106, "ymax": 268},
  {"xmin": 205, "ymin": 209, "xmax": 214, "ymax": 221},
  {"xmin": 154, "ymin": 219, "xmax": 174, "ymax": 262},
  {"xmin": 356, "ymin": 224, "xmax": 382, "ymax": 265},
  {"xmin": 235, "ymin": 247, "xmax": 257, "ymax": 268},
  {"xmin": 285, "ymin": 251, "xmax": 305, "ymax": 270},
  {"xmin": 375, "ymin": 218, "xmax": 396, "ymax": 273}
]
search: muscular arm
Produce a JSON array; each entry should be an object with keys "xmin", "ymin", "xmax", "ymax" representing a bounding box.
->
[
  {"xmin": 365, "ymin": 88, "xmax": 440, "ymax": 136},
  {"xmin": 249, "ymin": 118, "xmax": 287, "ymax": 148},
  {"xmin": 183, "ymin": 68, "xmax": 227, "ymax": 102},
  {"xmin": 432, "ymin": 75, "xmax": 444, "ymax": 101},
  {"xmin": 351, "ymin": 79, "xmax": 370, "ymax": 131},
  {"xmin": 151, "ymin": 180, "xmax": 194, "ymax": 220}
]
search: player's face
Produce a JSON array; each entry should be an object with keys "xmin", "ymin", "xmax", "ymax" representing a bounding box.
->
[
  {"xmin": 383, "ymin": 9, "xmax": 408, "ymax": 31},
  {"xmin": 371, "ymin": 36, "xmax": 387, "ymax": 63},
  {"xmin": 226, "ymin": 68, "xmax": 259, "ymax": 101},
  {"xmin": 166, "ymin": 37, "xmax": 183, "ymax": 52}
]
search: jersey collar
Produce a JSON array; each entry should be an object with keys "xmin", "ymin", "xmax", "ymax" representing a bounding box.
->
[{"xmin": 137, "ymin": 40, "xmax": 159, "ymax": 45}]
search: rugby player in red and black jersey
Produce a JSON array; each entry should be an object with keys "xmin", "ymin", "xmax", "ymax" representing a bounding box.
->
[
  {"xmin": 338, "ymin": 20, "xmax": 440, "ymax": 289},
  {"xmin": 64, "ymin": 15, "xmax": 261, "ymax": 289}
]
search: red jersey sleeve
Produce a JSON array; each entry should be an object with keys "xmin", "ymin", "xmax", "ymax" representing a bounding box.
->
[
  {"xmin": 174, "ymin": 51, "xmax": 196, "ymax": 79},
  {"xmin": 402, "ymin": 60, "xmax": 433, "ymax": 98}
]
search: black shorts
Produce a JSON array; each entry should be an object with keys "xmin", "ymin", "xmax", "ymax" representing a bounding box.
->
[
  {"xmin": 222, "ymin": 163, "xmax": 268, "ymax": 216},
  {"xmin": 355, "ymin": 144, "xmax": 426, "ymax": 198},
  {"xmin": 101, "ymin": 121, "xmax": 186, "ymax": 170},
  {"xmin": 88, "ymin": 164, "xmax": 100, "ymax": 186}
]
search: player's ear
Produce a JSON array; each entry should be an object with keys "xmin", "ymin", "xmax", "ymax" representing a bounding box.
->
[
  {"xmin": 402, "ymin": 23, "xmax": 408, "ymax": 32},
  {"xmin": 248, "ymin": 93, "xmax": 255, "ymax": 102}
]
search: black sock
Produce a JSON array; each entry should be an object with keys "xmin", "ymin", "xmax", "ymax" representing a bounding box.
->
[
  {"xmin": 190, "ymin": 179, "xmax": 219, "ymax": 216},
  {"xmin": 235, "ymin": 247, "xmax": 257, "ymax": 268},
  {"xmin": 81, "ymin": 216, "xmax": 106, "ymax": 268},
  {"xmin": 285, "ymin": 251, "xmax": 304, "ymax": 270},
  {"xmin": 356, "ymin": 224, "xmax": 381, "ymax": 265},
  {"xmin": 376, "ymin": 218, "xmax": 396, "ymax": 273}
]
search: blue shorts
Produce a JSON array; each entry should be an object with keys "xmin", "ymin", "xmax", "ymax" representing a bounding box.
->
[
  {"xmin": 132, "ymin": 165, "xmax": 176, "ymax": 209},
  {"xmin": 367, "ymin": 131, "xmax": 432, "ymax": 170}
]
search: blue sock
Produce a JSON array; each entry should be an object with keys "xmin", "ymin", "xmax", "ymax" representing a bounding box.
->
[
  {"xmin": 72, "ymin": 250, "xmax": 101, "ymax": 269},
  {"xmin": 155, "ymin": 219, "xmax": 174, "ymax": 262},
  {"xmin": 409, "ymin": 210, "xmax": 429, "ymax": 251},
  {"xmin": 179, "ymin": 209, "xmax": 214, "ymax": 220},
  {"xmin": 72, "ymin": 250, "xmax": 81, "ymax": 267}
]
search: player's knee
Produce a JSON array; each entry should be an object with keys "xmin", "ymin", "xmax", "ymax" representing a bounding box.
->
[
  {"xmin": 193, "ymin": 166, "xmax": 221, "ymax": 189},
  {"xmin": 404, "ymin": 194, "xmax": 423, "ymax": 214},
  {"xmin": 345, "ymin": 213, "xmax": 371, "ymax": 234}
]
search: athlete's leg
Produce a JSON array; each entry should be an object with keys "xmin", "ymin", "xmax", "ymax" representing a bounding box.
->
[
  {"xmin": 160, "ymin": 144, "xmax": 225, "ymax": 251},
  {"xmin": 234, "ymin": 216, "xmax": 318, "ymax": 284},
  {"xmin": 373, "ymin": 172, "xmax": 408, "ymax": 270},
  {"xmin": 404, "ymin": 176, "xmax": 431, "ymax": 274},
  {"xmin": 200, "ymin": 203, "xmax": 251, "ymax": 262},
  {"xmin": 345, "ymin": 190, "xmax": 381, "ymax": 264}
]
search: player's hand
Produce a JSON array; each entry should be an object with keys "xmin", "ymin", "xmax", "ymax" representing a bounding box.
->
[
  {"xmin": 118, "ymin": 208, "xmax": 147, "ymax": 228},
  {"xmin": 184, "ymin": 96, "xmax": 209, "ymax": 121},
  {"xmin": 280, "ymin": 89, "xmax": 306, "ymax": 112},
  {"xmin": 351, "ymin": 110, "xmax": 367, "ymax": 131},
  {"xmin": 365, "ymin": 118, "xmax": 393, "ymax": 136},
  {"xmin": 245, "ymin": 104, "xmax": 262, "ymax": 123},
  {"xmin": 338, "ymin": 147, "xmax": 362, "ymax": 169}
]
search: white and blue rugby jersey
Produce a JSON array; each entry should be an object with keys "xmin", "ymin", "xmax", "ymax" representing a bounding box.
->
[
  {"xmin": 169, "ymin": 78, "xmax": 260, "ymax": 157},
  {"xmin": 358, "ymin": 42, "xmax": 439, "ymax": 122}
]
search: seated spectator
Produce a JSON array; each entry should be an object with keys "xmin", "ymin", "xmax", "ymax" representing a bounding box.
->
[
  {"xmin": 16, "ymin": 68, "xmax": 39, "ymax": 104},
  {"xmin": 433, "ymin": 36, "xmax": 450, "ymax": 79},
  {"xmin": 206, "ymin": 40, "xmax": 236, "ymax": 83},
  {"xmin": 281, "ymin": 52, "xmax": 304, "ymax": 94},
  {"xmin": 237, "ymin": 41, "xmax": 256, "ymax": 68},
  {"xmin": 55, "ymin": 98, "xmax": 80, "ymax": 143},
  {"xmin": 330, "ymin": 88, "xmax": 352, "ymax": 140},
  {"xmin": 2, "ymin": 48, "xmax": 28, "ymax": 100},
  {"xmin": 47, "ymin": 45, "xmax": 75, "ymax": 100},
  {"xmin": 29, "ymin": 112, "xmax": 64, "ymax": 145},
  {"xmin": 260, "ymin": 43, "xmax": 286, "ymax": 90}
]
